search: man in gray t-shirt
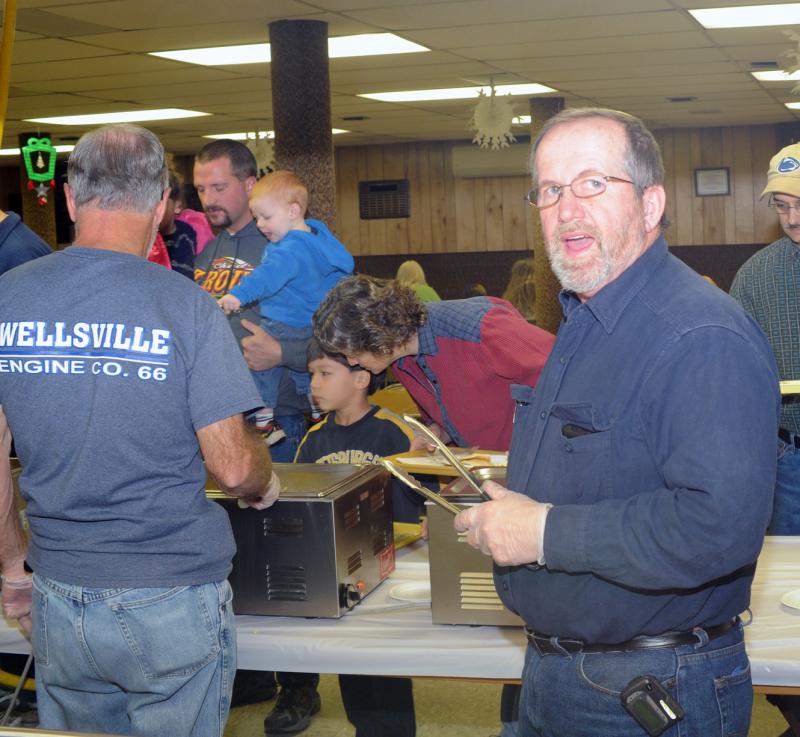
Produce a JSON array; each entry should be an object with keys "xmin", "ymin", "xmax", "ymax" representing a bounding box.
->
[{"xmin": 0, "ymin": 124, "xmax": 275, "ymax": 737}]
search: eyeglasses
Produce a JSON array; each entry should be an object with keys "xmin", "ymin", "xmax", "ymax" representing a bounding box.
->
[
  {"xmin": 524, "ymin": 174, "xmax": 634, "ymax": 209},
  {"xmin": 769, "ymin": 196, "xmax": 800, "ymax": 216}
]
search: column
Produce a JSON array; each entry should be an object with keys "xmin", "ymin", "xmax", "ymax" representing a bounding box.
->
[
  {"xmin": 268, "ymin": 19, "xmax": 335, "ymax": 228},
  {"xmin": 529, "ymin": 97, "xmax": 564, "ymax": 335}
]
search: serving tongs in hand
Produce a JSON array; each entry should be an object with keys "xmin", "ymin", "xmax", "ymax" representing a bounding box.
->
[
  {"xmin": 380, "ymin": 459, "xmax": 464, "ymax": 516},
  {"xmin": 402, "ymin": 414, "xmax": 491, "ymax": 502}
]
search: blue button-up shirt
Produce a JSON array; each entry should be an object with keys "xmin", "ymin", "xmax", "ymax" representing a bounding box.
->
[{"xmin": 497, "ymin": 236, "xmax": 780, "ymax": 643}]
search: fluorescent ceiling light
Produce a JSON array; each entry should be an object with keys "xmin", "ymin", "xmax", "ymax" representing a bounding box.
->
[
  {"xmin": 753, "ymin": 70, "xmax": 800, "ymax": 81},
  {"xmin": 689, "ymin": 4, "xmax": 800, "ymax": 28},
  {"xmin": 512, "ymin": 115, "xmax": 532, "ymax": 125},
  {"xmin": 151, "ymin": 33, "xmax": 427, "ymax": 66},
  {"xmin": 359, "ymin": 83, "xmax": 555, "ymax": 103},
  {"xmin": 203, "ymin": 129, "xmax": 348, "ymax": 140},
  {"xmin": 25, "ymin": 109, "xmax": 209, "ymax": 125},
  {"xmin": 785, "ymin": 101, "xmax": 800, "ymax": 109},
  {"xmin": 0, "ymin": 144, "xmax": 74, "ymax": 156}
]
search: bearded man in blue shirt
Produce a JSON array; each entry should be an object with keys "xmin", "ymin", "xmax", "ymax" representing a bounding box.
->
[{"xmin": 455, "ymin": 108, "xmax": 780, "ymax": 737}]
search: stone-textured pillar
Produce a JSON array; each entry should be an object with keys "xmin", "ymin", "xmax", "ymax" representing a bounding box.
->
[
  {"xmin": 268, "ymin": 20, "xmax": 335, "ymax": 228},
  {"xmin": 17, "ymin": 132, "xmax": 57, "ymax": 248},
  {"xmin": 529, "ymin": 98, "xmax": 564, "ymax": 335}
]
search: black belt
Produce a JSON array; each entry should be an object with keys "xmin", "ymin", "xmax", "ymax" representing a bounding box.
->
[
  {"xmin": 779, "ymin": 428, "xmax": 800, "ymax": 449},
  {"xmin": 525, "ymin": 619, "xmax": 737, "ymax": 656}
]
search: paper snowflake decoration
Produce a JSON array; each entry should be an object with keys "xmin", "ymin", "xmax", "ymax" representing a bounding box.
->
[
  {"xmin": 779, "ymin": 30, "xmax": 800, "ymax": 95},
  {"xmin": 245, "ymin": 131, "xmax": 275, "ymax": 176},
  {"xmin": 469, "ymin": 88, "xmax": 517, "ymax": 150}
]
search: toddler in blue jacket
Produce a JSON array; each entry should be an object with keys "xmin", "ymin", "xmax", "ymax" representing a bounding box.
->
[{"xmin": 219, "ymin": 170, "xmax": 353, "ymax": 444}]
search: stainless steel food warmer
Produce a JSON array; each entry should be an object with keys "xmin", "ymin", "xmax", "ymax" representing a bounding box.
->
[
  {"xmin": 426, "ymin": 466, "xmax": 523, "ymax": 627},
  {"xmin": 208, "ymin": 463, "xmax": 395, "ymax": 618}
]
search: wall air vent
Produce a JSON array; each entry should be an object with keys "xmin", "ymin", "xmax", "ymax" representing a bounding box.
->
[{"xmin": 358, "ymin": 179, "xmax": 410, "ymax": 220}]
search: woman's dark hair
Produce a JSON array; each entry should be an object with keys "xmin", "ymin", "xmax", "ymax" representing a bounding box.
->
[{"xmin": 313, "ymin": 275, "xmax": 427, "ymax": 357}]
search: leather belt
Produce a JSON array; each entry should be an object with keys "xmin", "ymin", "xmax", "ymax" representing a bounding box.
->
[
  {"xmin": 779, "ymin": 428, "xmax": 800, "ymax": 449},
  {"xmin": 525, "ymin": 619, "xmax": 737, "ymax": 656}
]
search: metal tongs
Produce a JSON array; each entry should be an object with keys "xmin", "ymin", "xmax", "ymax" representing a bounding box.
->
[
  {"xmin": 380, "ymin": 458, "xmax": 464, "ymax": 515},
  {"xmin": 402, "ymin": 414, "xmax": 491, "ymax": 501}
]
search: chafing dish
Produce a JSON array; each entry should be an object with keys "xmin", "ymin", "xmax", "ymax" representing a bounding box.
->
[
  {"xmin": 426, "ymin": 466, "xmax": 523, "ymax": 626},
  {"xmin": 208, "ymin": 463, "xmax": 394, "ymax": 618}
]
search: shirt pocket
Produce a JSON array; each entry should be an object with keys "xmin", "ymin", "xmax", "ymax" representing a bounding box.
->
[
  {"xmin": 550, "ymin": 402, "xmax": 613, "ymax": 501},
  {"xmin": 509, "ymin": 384, "xmax": 536, "ymax": 458}
]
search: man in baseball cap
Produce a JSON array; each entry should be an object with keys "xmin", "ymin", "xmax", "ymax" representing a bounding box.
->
[{"xmin": 732, "ymin": 141, "xmax": 800, "ymax": 533}]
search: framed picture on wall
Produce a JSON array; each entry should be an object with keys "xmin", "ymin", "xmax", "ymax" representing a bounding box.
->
[{"xmin": 694, "ymin": 167, "xmax": 730, "ymax": 196}]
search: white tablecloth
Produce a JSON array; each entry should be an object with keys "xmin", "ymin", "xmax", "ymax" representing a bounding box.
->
[{"xmin": 3, "ymin": 537, "xmax": 800, "ymax": 686}]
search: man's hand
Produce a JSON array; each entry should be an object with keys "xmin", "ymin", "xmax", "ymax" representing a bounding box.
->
[
  {"xmin": 2, "ymin": 577, "xmax": 32, "ymax": 634},
  {"xmin": 218, "ymin": 294, "xmax": 241, "ymax": 315},
  {"xmin": 241, "ymin": 319, "xmax": 282, "ymax": 371},
  {"xmin": 453, "ymin": 480, "xmax": 550, "ymax": 566},
  {"xmin": 237, "ymin": 471, "xmax": 281, "ymax": 510}
]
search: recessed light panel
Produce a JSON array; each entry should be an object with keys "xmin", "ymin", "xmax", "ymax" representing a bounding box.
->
[
  {"xmin": 689, "ymin": 4, "xmax": 800, "ymax": 28},
  {"xmin": 25, "ymin": 109, "xmax": 209, "ymax": 125},
  {"xmin": 151, "ymin": 34, "xmax": 427, "ymax": 66}
]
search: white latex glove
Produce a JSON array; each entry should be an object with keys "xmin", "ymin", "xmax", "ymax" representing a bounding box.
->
[
  {"xmin": 237, "ymin": 470, "xmax": 281, "ymax": 510},
  {"xmin": 453, "ymin": 480, "xmax": 550, "ymax": 566}
]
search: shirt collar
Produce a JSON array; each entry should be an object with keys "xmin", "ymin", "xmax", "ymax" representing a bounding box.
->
[
  {"xmin": 416, "ymin": 311, "xmax": 438, "ymax": 357},
  {"xmin": 559, "ymin": 234, "xmax": 669, "ymax": 334}
]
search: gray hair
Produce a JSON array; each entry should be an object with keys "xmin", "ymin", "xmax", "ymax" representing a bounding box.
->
[
  {"xmin": 67, "ymin": 124, "xmax": 168, "ymax": 212},
  {"xmin": 529, "ymin": 108, "xmax": 667, "ymax": 228}
]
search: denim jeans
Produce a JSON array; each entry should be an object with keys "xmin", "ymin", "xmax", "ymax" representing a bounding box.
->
[
  {"xmin": 770, "ymin": 439, "xmax": 800, "ymax": 534},
  {"xmin": 32, "ymin": 574, "xmax": 236, "ymax": 737},
  {"xmin": 269, "ymin": 413, "xmax": 308, "ymax": 463},
  {"xmin": 519, "ymin": 622, "xmax": 751, "ymax": 737},
  {"xmin": 251, "ymin": 318, "xmax": 312, "ymax": 407}
]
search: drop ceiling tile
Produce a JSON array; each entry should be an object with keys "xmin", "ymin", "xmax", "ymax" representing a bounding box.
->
[{"xmin": 11, "ymin": 38, "xmax": 122, "ymax": 64}]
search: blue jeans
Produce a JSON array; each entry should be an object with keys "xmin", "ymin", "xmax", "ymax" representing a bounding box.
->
[
  {"xmin": 251, "ymin": 318, "xmax": 312, "ymax": 407},
  {"xmin": 519, "ymin": 622, "xmax": 751, "ymax": 737},
  {"xmin": 770, "ymin": 439, "xmax": 800, "ymax": 534},
  {"xmin": 269, "ymin": 413, "xmax": 308, "ymax": 462},
  {"xmin": 31, "ymin": 574, "xmax": 236, "ymax": 737}
]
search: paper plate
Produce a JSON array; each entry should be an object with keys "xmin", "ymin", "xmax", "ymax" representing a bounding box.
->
[
  {"xmin": 780, "ymin": 589, "xmax": 800, "ymax": 609},
  {"xmin": 389, "ymin": 581, "xmax": 431, "ymax": 604}
]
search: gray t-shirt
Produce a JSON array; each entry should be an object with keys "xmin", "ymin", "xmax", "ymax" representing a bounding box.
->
[{"xmin": 0, "ymin": 246, "xmax": 263, "ymax": 587}]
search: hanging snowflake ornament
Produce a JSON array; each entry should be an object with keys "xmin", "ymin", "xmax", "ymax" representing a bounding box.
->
[
  {"xmin": 469, "ymin": 87, "xmax": 516, "ymax": 150},
  {"xmin": 245, "ymin": 131, "xmax": 275, "ymax": 176},
  {"xmin": 779, "ymin": 30, "xmax": 800, "ymax": 95}
]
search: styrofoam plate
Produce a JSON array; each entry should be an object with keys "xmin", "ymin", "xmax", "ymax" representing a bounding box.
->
[
  {"xmin": 780, "ymin": 589, "xmax": 800, "ymax": 609},
  {"xmin": 389, "ymin": 581, "xmax": 431, "ymax": 604}
]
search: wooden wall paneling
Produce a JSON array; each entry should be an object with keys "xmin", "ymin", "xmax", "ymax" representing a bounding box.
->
[
  {"xmin": 484, "ymin": 177, "xmax": 505, "ymax": 251},
  {"xmin": 405, "ymin": 143, "xmax": 423, "ymax": 253},
  {"xmin": 382, "ymin": 144, "xmax": 410, "ymax": 251},
  {"xmin": 334, "ymin": 146, "xmax": 360, "ymax": 251},
  {"xmin": 720, "ymin": 127, "xmax": 737, "ymax": 246},
  {"xmin": 670, "ymin": 129, "xmax": 692, "ymax": 245},
  {"xmin": 365, "ymin": 145, "xmax": 388, "ymax": 253},
  {"xmin": 731, "ymin": 126, "xmax": 755, "ymax": 244},
  {"xmin": 689, "ymin": 130, "xmax": 705, "ymax": 245},
  {"xmin": 472, "ymin": 176, "xmax": 487, "ymax": 253},
  {"xmin": 700, "ymin": 127, "xmax": 724, "ymax": 245},
  {"xmin": 501, "ymin": 176, "xmax": 527, "ymax": 252},
  {"xmin": 427, "ymin": 145, "xmax": 449, "ymax": 252},
  {"xmin": 355, "ymin": 146, "xmax": 372, "ymax": 253},
  {"xmin": 416, "ymin": 143, "xmax": 434, "ymax": 252},
  {"xmin": 751, "ymin": 126, "xmax": 781, "ymax": 244},
  {"xmin": 442, "ymin": 146, "xmax": 458, "ymax": 251},
  {"xmin": 657, "ymin": 130, "xmax": 677, "ymax": 238},
  {"xmin": 454, "ymin": 176, "xmax": 477, "ymax": 252}
]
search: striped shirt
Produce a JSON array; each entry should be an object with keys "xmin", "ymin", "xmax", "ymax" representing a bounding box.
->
[{"xmin": 730, "ymin": 236, "xmax": 800, "ymax": 433}]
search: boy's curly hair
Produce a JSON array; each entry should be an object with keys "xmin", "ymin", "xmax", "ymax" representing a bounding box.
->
[{"xmin": 313, "ymin": 275, "xmax": 427, "ymax": 357}]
